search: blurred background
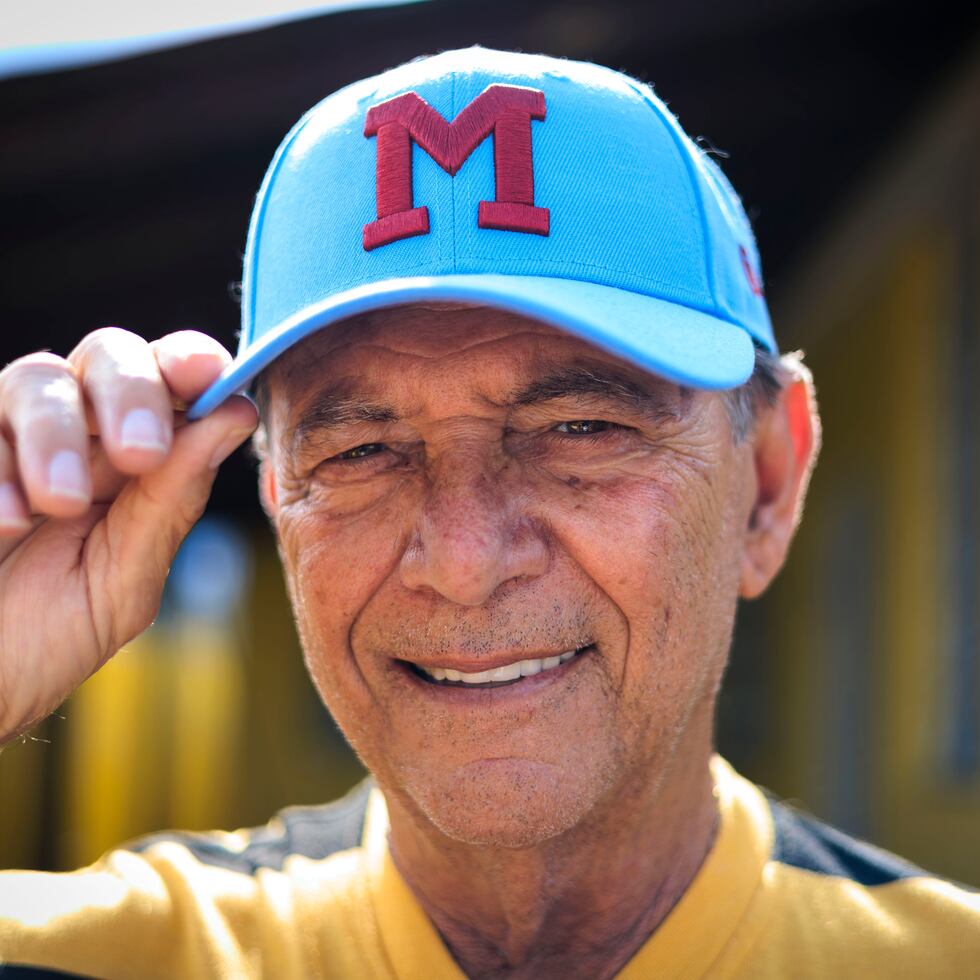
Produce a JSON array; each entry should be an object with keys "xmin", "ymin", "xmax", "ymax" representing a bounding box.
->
[{"xmin": 1, "ymin": 0, "xmax": 979, "ymax": 885}]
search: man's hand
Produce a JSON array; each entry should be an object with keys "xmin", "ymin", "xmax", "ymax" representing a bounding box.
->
[{"xmin": 0, "ymin": 328, "xmax": 257, "ymax": 745}]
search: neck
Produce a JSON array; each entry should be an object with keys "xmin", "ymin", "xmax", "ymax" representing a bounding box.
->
[{"xmin": 384, "ymin": 738, "xmax": 719, "ymax": 980}]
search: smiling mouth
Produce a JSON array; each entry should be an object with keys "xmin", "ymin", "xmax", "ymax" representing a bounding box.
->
[{"xmin": 405, "ymin": 645, "xmax": 594, "ymax": 689}]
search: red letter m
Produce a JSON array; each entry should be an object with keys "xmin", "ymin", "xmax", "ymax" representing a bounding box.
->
[{"xmin": 363, "ymin": 84, "xmax": 550, "ymax": 251}]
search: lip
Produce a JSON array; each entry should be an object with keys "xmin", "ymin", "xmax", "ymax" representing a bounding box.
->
[
  {"xmin": 390, "ymin": 644, "xmax": 594, "ymax": 704},
  {"xmin": 397, "ymin": 644, "xmax": 591, "ymax": 675}
]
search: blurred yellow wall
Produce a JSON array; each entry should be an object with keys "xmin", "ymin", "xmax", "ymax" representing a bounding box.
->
[
  {"xmin": 0, "ymin": 526, "xmax": 364, "ymax": 872},
  {"xmin": 753, "ymin": 51, "xmax": 980, "ymax": 885}
]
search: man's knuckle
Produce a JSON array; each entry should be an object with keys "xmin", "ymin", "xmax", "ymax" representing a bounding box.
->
[
  {"xmin": 152, "ymin": 330, "xmax": 230, "ymax": 365},
  {"xmin": 71, "ymin": 327, "xmax": 151, "ymax": 376},
  {"xmin": 24, "ymin": 397, "xmax": 78, "ymax": 426},
  {"xmin": 76, "ymin": 326, "xmax": 138, "ymax": 354},
  {"xmin": 1, "ymin": 353, "xmax": 71, "ymax": 384},
  {"xmin": 0, "ymin": 357, "xmax": 78, "ymax": 415},
  {"xmin": 164, "ymin": 329, "xmax": 210, "ymax": 345}
]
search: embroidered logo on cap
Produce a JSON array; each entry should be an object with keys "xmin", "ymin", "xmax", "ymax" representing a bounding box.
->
[
  {"xmin": 363, "ymin": 84, "xmax": 550, "ymax": 251},
  {"xmin": 739, "ymin": 245, "xmax": 764, "ymax": 297}
]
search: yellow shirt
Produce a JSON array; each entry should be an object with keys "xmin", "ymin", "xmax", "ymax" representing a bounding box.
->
[{"xmin": 1, "ymin": 757, "xmax": 977, "ymax": 978}]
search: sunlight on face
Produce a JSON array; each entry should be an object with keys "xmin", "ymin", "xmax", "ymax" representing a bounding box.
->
[{"xmin": 262, "ymin": 304, "xmax": 754, "ymax": 846}]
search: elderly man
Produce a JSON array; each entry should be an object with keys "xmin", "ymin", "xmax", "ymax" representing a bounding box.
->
[{"xmin": 0, "ymin": 47, "xmax": 977, "ymax": 980}]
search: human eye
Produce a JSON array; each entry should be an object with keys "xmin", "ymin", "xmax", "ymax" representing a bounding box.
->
[
  {"xmin": 333, "ymin": 442, "xmax": 387, "ymax": 462},
  {"xmin": 553, "ymin": 419, "xmax": 625, "ymax": 436},
  {"xmin": 310, "ymin": 442, "xmax": 394, "ymax": 477}
]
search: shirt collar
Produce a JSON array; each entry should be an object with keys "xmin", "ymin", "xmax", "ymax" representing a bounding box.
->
[{"xmin": 361, "ymin": 755, "xmax": 772, "ymax": 980}]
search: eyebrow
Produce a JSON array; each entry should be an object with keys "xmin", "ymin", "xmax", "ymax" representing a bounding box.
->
[
  {"xmin": 286, "ymin": 362, "xmax": 687, "ymax": 449},
  {"xmin": 510, "ymin": 364, "xmax": 688, "ymax": 421},
  {"xmin": 287, "ymin": 395, "xmax": 398, "ymax": 451}
]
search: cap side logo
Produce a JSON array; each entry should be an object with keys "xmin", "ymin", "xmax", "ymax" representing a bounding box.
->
[
  {"xmin": 739, "ymin": 245, "xmax": 764, "ymax": 297},
  {"xmin": 363, "ymin": 84, "xmax": 550, "ymax": 251}
]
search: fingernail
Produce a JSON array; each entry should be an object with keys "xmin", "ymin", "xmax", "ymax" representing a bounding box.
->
[
  {"xmin": 48, "ymin": 450, "xmax": 89, "ymax": 501},
  {"xmin": 209, "ymin": 428, "xmax": 255, "ymax": 469},
  {"xmin": 120, "ymin": 408, "xmax": 167, "ymax": 452},
  {"xmin": 0, "ymin": 482, "xmax": 30, "ymax": 529}
]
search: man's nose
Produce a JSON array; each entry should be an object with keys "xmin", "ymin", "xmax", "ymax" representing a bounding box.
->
[{"xmin": 398, "ymin": 455, "xmax": 550, "ymax": 606}]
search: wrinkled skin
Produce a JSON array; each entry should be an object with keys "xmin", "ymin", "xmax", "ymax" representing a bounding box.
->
[{"xmin": 259, "ymin": 303, "xmax": 817, "ymax": 979}]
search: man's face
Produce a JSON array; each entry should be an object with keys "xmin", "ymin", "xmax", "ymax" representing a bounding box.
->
[{"xmin": 261, "ymin": 305, "xmax": 756, "ymax": 846}]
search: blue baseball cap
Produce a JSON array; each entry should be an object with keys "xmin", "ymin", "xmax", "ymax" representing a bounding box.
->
[{"xmin": 188, "ymin": 46, "xmax": 775, "ymax": 420}]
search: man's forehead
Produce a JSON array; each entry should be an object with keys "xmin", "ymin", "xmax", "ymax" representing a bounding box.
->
[
  {"xmin": 267, "ymin": 302, "xmax": 682, "ymax": 404},
  {"xmin": 275, "ymin": 303, "xmax": 568, "ymax": 373}
]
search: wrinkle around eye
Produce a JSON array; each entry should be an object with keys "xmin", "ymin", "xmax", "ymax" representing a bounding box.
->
[
  {"xmin": 552, "ymin": 419, "xmax": 628, "ymax": 436},
  {"xmin": 501, "ymin": 424, "xmax": 647, "ymax": 474},
  {"xmin": 313, "ymin": 442, "xmax": 414, "ymax": 483},
  {"xmin": 533, "ymin": 421, "xmax": 637, "ymax": 451},
  {"xmin": 334, "ymin": 442, "xmax": 387, "ymax": 461}
]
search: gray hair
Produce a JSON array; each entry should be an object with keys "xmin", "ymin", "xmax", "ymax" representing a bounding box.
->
[{"xmin": 723, "ymin": 346, "xmax": 794, "ymax": 442}]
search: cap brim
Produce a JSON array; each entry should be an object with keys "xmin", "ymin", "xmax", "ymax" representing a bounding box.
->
[{"xmin": 187, "ymin": 274, "xmax": 755, "ymax": 419}]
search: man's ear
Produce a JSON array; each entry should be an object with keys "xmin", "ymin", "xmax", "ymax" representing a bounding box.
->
[
  {"xmin": 258, "ymin": 452, "xmax": 279, "ymax": 521},
  {"xmin": 739, "ymin": 368, "xmax": 820, "ymax": 599}
]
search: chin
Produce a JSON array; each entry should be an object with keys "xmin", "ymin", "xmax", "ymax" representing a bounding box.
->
[{"xmin": 407, "ymin": 758, "xmax": 606, "ymax": 848}]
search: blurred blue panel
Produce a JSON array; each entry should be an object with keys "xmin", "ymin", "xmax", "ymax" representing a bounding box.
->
[{"xmin": 167, "ymin": 516, "xmax": 253, "ymax": 623}]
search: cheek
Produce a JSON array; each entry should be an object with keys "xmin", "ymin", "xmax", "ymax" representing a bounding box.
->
[
  {"xmin": 543, "ymin": 457, "xmax": 741, "ymax": 705},
  {"xmin": 548, "ymin": 456, "xmax": 723, "ymax": 599},
  {"xmin": 276, "ymin": 494, "xmax": 410, "ymax": 716}
]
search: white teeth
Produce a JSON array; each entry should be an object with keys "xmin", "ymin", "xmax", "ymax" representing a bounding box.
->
[
  {"xmin": 488, "ymin": 662, "xmax": 522, "ymax": 682},
  {"xmin": 417, "ymin": 648, "xmax": 587, "ymax": 685}
]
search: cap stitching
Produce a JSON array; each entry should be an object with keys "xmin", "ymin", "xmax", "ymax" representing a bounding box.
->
[
  {"xmin": 302, "ymin": 257, "xmax": 712, "ymax": 305},
  {"xmin": 295, "ymin": 262, "xmax": 710, "ymax": 312},
  {"xmin": 245, "ymin": 275, "xmax": 746, "ymax": 374},
  {"xmin": 453, "ymin": 253, "xmax": 711, "ymax": 299}
]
